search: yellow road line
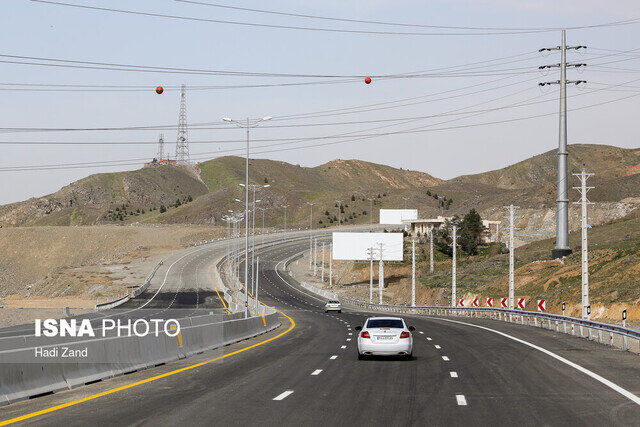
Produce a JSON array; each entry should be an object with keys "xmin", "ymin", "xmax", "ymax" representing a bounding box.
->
[
  {"xmin": 2, "ymin": 245, "xmax": 298, "ymax": 425},
  {"xmin": 0, "ymin": 311, "xmax": 296, "ymax": 426},
  {"xmin": 209, "ymin": 257, "xmax": 231, "ymax": 313}
]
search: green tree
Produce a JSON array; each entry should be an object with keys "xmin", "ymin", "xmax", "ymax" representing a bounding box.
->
[
  {"xmin": 160, "ymin": 205, "xmax": 166, "ymax": 213},
  {"xmin": 351, "ymin": 195, "xmax": 356, "ymax": 201},
  {"xmin": 426, "ymin": 190, "xmax": 432, "ymax": 196}
]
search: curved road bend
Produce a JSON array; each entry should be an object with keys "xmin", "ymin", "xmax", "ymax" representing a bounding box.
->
[{"xmin": 1, "ymin": 239, "xmax": 639, "ymax": 425}]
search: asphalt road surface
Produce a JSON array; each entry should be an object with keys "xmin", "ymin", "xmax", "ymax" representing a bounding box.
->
[{"xmin": 1, "ymin": 238, "xmax": 639, "ymax": 426}]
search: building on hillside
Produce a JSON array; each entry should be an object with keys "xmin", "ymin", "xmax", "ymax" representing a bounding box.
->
[
  {"xmin": 403, "ymin": 216, "xmax": 451, "ymax": 236},
  {"xmin": 402, "ymin": 216, "xmax": 501, "ymax": 243}
]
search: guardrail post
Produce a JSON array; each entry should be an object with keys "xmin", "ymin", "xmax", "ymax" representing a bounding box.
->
[
  {"xmin": 571, "ymin": 323, "xmax": 575, "ymax": 336},
  {"xmin": 563, "ymin": 321, "xmax": 567, "ymax": 334},
  {"xmin": 623, "ymin": 333, "xmax": 628, "ymax": 351},
  {"xmin": 610, "ymin": 331, "xmax": 614, "ymax": 346},
  {"xmin": 598, "ymin": 329, "xmax": 602, "ymax": 344},
  {"xmin": 534, "ymin": 317, "xmax": 538, "ymax": 327}
]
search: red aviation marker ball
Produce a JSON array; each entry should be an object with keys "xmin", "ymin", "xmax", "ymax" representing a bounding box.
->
[
  {"xmin": 364, "ymin": 77, "xmax": 372, "ymax": 84},
  {"xmin": 155, "ymin": 86, "xmax": 164, "ymax": 94}
]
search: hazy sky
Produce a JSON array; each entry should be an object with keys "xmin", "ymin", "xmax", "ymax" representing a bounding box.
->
[{"xmin": 2, "ymin": 0, "xmax": 640, "ymax": 204}]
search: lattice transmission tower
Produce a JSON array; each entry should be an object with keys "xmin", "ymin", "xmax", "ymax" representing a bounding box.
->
[{"xmin": 175, "ymin": 84, "xmax": 190, "ymax": 165}]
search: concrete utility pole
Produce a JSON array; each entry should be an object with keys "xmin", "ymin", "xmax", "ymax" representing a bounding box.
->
[
  {"xmin": 329, "ymin": 246, "xmax": 333, "ymax": 286},
  {"xmin": 411, "ymin": 239, "xmax": 416, "ymax": 307},
  {"xmin": 307, "ymin": 202, "xmax": 314, "ymax": 270},
  {"xmin": 429, "ymin": 228, "xmax": 434, "ymax": 273},
  {"xmin": 321, "ymin": 242, "xmax": 325, "ymax": 282},
  {"xmin": 573, "ymin": 168, "xmax": 594, "ymax": 320},
  {"xmin": 506, "ymin": 204, "xmax": 518, "ymax": 310},
  {"xmin": 367, "ymin": 197, "xmax": 375, "ymax": 225},
  {"xmin": 313, "ymin": 238, "xmax": 317, "ymax": 276},
  {"xmin": 378, "ymin": 243, "xmax": 384, "ymax": 304},
  {"xmin": 367, "ymin": 246, "xmax": 375, "ymax": 303},
  {"xmin": 539, "ymin": 31, "xmax": 586, "ymax": 260},
  {"xmin": 451, "ymin": 226, "xmax": 457, "ymax": 307},
  {"xmin": 335, "ymin": 200, "xmax": 343, "ymax": 226}
]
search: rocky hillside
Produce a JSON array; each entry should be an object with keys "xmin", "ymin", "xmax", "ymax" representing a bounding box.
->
[
  {"xmin": 0, "ymin": 144, "xmax": 638, "ymax": 234},
  {"xmin": 451, "ymin": 144, "xmax": 640, "ymax": 190}
]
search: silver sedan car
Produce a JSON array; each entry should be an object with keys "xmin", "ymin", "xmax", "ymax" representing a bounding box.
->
[{"xmin": 355, "ymin": 317, "xmax": 414, "ymax": 360}]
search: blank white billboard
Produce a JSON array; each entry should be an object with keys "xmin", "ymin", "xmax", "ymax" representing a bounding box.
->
[
  {"xmin": 332, "ymin": 232, "xmax": 404, "ymax": 261},
  {"xmin": 379, "ymin": 209, "xmax": 418, "ymax": 225}
]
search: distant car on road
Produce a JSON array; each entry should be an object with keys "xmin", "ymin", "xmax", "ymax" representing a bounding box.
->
[
  {"xmin": 355, "ymin": 317, "xmax": 414, "ymax": 360},
  {"xmin": 324, "ymin": 300, "xmax": 342, "ymax": 313}
]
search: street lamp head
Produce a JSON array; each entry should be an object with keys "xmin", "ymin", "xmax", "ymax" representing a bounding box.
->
[
  {"xmin": 222, "ymin": 117, "xmax": 232, "ymax": 122},
  {"xmin": 255, "ymin": 199, "xmax": 262, "ymax": 203},
  {"xmin": 261, "ymin": 116, "xmax": 272, "ymax": 122},
  {"xmin": 235, "ymin": 198, "xmax": 242, "ymax": 203},
  {"xmin": 238, "ymin": 183, "xmax": 246, "ymax": 187},
  {"xmin": 263, "ymin": 184, "xmax": 271, "ymax": 188}
]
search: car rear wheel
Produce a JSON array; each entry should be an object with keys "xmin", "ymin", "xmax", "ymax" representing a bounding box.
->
[
  {"xmin": 358, "ymin": 353, "xmax": 366, "ymax": 360},
  {"xmin": 404, "ymin": 352, "xmax": 413, "ymax": 361}
]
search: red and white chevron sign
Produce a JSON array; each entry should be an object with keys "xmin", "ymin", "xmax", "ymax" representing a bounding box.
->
[
  {"xmin": 500, "ymin": 298, "xmax": 508, "ymax": 308},
  {"xmin": 537, "ymin": 299, "xmax": 546, "ymax": 312},
  {"xmin": 472, "ymin": 297, "xmax": 479, "ymax": 307},
  {"xmin": 486, "ymin": 297, "xmax": 493, "ymax": 307},
  {"xmin": 517, "ymin": 298, "xmax": 526, "ymax": 309},
  {"xmin": 458, "ymin": 299, "xmax": 465, "ymax": 307}
]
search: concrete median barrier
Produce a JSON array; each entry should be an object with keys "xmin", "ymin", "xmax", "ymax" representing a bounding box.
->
[{"xmin": 0, "ymin": 311, "xmax": 280, "ymax": 406}]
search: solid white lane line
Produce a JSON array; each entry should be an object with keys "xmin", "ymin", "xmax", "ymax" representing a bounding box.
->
[
  {"xmin": 456, "ymin": 395, "xmax": 467, "ymax": 406},
  {"xmin": 450, "ymin": 371, "xmax": 458, "ymax": 378},
  {"xmin": 341, "ymin": 345, "xmax": 347, "ymax": 349},
  {"xmin": 427, "ymin": 337, "xmax": 432, "ymax": 341},
  {"xmin": 330, "ymin": 355, "xmax": 338, "ymax": 359},
  {"xmin": 273, "ymin": 391, "xmax": 294, "ymax": 401},
  {"xmin": 431, "ymin": 317, "xmax": 640, "ymax": 407},
  {"xmin": 435, "ymin": 345, "xmax": 441, "ymax": 349},
  {"xmin": 442, "ymin": 356, "xmax": 450, "ymax": 361},
  {"xmin": 311, "ymin": 369, "xmax": 323, "ymax": 376}
]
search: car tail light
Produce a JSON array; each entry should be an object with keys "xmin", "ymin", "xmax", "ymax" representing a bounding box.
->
[
  {"xmin": 360, "ymin": 331, "xmax": 371, "ymax": 338},
  {"xmin": 400, "ymin": 331, "xmax": 410, "ymax": 339}
]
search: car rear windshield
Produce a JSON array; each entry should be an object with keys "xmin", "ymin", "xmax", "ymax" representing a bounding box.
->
[
  {"xmin": 328, "ymin": 300, "xmax": 340, "ymax": 304},
  {"xmin": 367, "ymin": 319, "xmax": 404, "ymax": 329}
]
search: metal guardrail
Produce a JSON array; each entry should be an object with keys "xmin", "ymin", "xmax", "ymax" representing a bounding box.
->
[{"xmin": 343, "ymin": 299, "xmax": 640, "ymax": 351}]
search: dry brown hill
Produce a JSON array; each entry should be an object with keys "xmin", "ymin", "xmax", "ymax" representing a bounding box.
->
[{"xmin": 450, "ymin": 144, "xmax": 640, "ymax": 190}]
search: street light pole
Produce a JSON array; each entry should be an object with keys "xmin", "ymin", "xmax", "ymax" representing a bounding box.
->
[{"xmin": 222, "ymin": 115, "xmax": 272, "ymax": 318}]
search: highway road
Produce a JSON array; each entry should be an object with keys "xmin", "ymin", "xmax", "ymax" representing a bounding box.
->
[{"xmin": 1, "ymin": 238, "xmax": 639, "ymax": 426}]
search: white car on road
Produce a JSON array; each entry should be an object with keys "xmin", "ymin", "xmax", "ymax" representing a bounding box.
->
[
  {"xmin": 324, "ymin": 300, "xmax": 342, "ymax": 313},
  {"xmin": 355, "ymin": 317, "xmax": 414, "ymax": 360}
]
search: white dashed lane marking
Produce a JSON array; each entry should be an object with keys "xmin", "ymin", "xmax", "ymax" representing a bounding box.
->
[
  {"xmin": 456, "ymin": 395, "xmax": 467, "ymax": 406},
  {"xmin": 442, "ymin": 356, "xmax": 450, "ymax": 361},
  {"xmin": 341, "ymin": 345, "xmax": 347, "ymax": 349},
  {"xmin": 419, "ymin": 331, "xmax": 424, "ymax": 334},
  {"xmin": 273, "ymin": 391, "xmax": 294, "ymax": 401},
  {"xmin": 450, "ymin": 372, "xmax": 458, "ymax": 378},
  {"xmin": 311, "ymin": 369, "xmax": 323, "ymax": 376},
  {"xmin": 330, "ymin": 355, "xmax": 338, "ymax": 360},
  {"xmin": 434, "ymin": 345, "xmax": 441, "ymax": 349},
  {"xmin": 426, "ymin": 337, "xmax": 432, "ymax": 341}
]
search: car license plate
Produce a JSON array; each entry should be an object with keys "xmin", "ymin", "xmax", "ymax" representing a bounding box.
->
[{"xmin": 377, "ymin": 336, "xmax": 393, "ymax": 341}]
